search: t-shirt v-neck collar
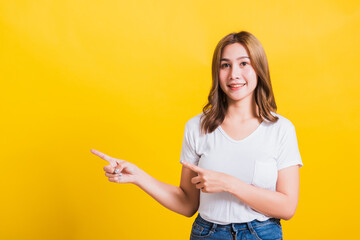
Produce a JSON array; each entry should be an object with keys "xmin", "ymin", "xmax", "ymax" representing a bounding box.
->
[{"xmin": 217, "ymin": 121, "xmax": 265, "ymax": 143}]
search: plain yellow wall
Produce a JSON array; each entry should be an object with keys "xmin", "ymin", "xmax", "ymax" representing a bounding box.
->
[{"xmin": 1, "ymin": 0, "xmax": 359, "ymax": 239}]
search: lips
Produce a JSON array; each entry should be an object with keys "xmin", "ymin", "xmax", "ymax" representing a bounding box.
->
[
  {"xmin": 227, "ymin": 82, "xmax": 246, "ymax": 91},
  {"xmin": 227, "ymin": 80, "xmax": 246, "ymax": 87},
  {"xmin": 226, "ymin": 82, "xmax": 245, "ymax": 91}
]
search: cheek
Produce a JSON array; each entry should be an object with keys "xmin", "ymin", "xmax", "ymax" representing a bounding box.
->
[
  {"xmin": 219, "ymin": 70, "xmax": 227, "ymax": 81},
  {"xmin": 243, "ymin": 68, "xmax": 257, "ymax": 83},
  {"xmin": 243, "ymin": 67, "xmax": 254, "ymax": 76},
  {"xmin": 219, "ymin": 72, "xmax": 228, "ymax": 86}
]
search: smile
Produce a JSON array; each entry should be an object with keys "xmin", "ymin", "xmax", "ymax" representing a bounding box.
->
[{"xmin": 228, "ymin": 84, "xmax": 246, "ymax": 90}]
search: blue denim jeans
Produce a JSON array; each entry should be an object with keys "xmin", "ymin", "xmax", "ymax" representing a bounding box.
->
[{"xmin": 190, "ymin": 214, "xmax": 283, "ymax": 240}]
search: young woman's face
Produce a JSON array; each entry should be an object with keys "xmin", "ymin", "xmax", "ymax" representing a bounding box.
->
[{"xmin": 219, "ymin": 43, "xmax": 258, "ymax": 104}]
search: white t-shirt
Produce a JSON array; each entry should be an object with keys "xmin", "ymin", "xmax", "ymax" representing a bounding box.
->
[{"xmin": 179, "ymin": 111, "xmax": 303, "ymax": 224}]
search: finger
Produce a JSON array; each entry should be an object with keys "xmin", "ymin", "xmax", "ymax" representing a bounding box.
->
[
  {"xmin": 105, "ymin": 159, "xmax": 130, "ymax": 173},
  {"xmin": 103, "ymin": 165, "xmax": 116, "ymax": 173},
  {"xmin": 108, "ymin": 174, "xmax": 129, "ymax": 183},
  {"xmin": 195, "ymin": 182, "xmax": 204, "ymax": 190},
  {"xmin": 181, "ymin": 160, "xmax": 203, "ymax": 174},
  {"xmin": 104, "ymin": 165, "xmax": 122, "ymax": 174},
  {"xmin": 114, "ymin": 161, "xmax": 130, "ymax": 174},
  {"xmin": 105, "ymin": 172, "xmax": 122, "ymax": 178},
  {"xmin": 91, "ymin": 149, "xmax": 117, "ymax": 167},
  {"xmin": 108, "ymin": 177, "xmax": 122, "ymax": 183},
  {"xmin": 191, "ymin": 176, "xmax": 202, "ymax": 184}
]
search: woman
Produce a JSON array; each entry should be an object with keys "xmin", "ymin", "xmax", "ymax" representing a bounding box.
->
[{"xmin": 91, "ymin": 31, "xmax": 303, "ymax": 240}]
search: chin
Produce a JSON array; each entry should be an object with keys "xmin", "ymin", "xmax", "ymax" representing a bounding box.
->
[{"xmin": 227, "ymin": 94, "xmax": 253, "ymax": 103}]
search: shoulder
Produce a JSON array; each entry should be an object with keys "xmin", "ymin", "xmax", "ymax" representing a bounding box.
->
[
  {"xmin": 266, "ymin": 111, "xmax": 296, "ymax": 131},
  {"xmin": 183, "ymin": 112, "xmax": 204, "ymax": 136},
  {"xmin": 184, "ymin": 112, "xmax": 203, "ymax": 128}
]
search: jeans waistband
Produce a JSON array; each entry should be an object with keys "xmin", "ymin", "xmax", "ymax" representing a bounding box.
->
[{"xmin": 195, "ymin": 214, "xmax": 280, "ymax": 232}]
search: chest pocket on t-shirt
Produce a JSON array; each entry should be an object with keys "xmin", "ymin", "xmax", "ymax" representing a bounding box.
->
[{"xmin": 251, "ymin": 159, "xmax": 278, "ymax": 190}]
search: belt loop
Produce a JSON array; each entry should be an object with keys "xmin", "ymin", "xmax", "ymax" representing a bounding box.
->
[
  {"xmin": 231, "ymin": 223, "xmax": 238, "ymax": 239},
  {"xmin": 246, "ymin": 221, "xmax": 255, "ymax": 234},
  {"xmin": 231, "ymin": 223, "xmax": 237, "ymax": 233},
  {"xmin": 210, "ymin": 222, "xmax": 217, "ymax": 233}
]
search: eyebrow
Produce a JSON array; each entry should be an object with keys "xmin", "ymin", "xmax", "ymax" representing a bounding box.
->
[{"xmin": 220, "ymin": 56, "xmax": 249, "ymax": 61}]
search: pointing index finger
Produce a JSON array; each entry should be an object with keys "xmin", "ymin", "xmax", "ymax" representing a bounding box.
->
[
  {"xmin": 91, "ymin": 149, "xmax": 117, "ymax": 166},
  {"xmin": 181, "ymin": 160, "xmax": 203, "ymax": 174}
]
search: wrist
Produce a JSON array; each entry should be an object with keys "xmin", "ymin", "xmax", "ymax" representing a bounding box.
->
[
  {"xmin": 134, "ymin": 168, "xmax": 149, "ymax": 187},
  {"xmin": 224, "ymin": 175, "xmax": 239, "ymax": 194}
]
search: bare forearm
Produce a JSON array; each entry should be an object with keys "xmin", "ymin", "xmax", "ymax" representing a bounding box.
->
[
  {"xmin": 135, "ymin": 169, "xmax": 196, "ymax": 217},
  {"xmin": 227, "ymin": 176, "xmax": 297, "ymax": 220}
]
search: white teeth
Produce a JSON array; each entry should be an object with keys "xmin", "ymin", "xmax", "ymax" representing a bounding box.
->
[{"xmin": 229, "ymin": 84, "xmax": 245, "ymax": 87}]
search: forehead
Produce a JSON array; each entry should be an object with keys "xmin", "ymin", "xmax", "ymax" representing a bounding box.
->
[{"xmin": 221, "ymin": 43, "xmax": 249, "ymax": 59}]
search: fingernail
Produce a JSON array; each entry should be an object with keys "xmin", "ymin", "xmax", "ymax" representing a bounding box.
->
[
  {"xmin": 180, "ymin": 160, "xmax": 183, "ymax": 163},
  {"xmin": 114, "ymin": 169, "xmax": 119, "ymax": 174},
  {"xmin": 119, "ymin": 173, "xmax": 123, "ymax": 177}
]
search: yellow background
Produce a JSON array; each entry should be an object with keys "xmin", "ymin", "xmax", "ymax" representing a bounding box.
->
[{"xmin": 1, "ymin": 0, "xmax": 359, "ymax": 239}]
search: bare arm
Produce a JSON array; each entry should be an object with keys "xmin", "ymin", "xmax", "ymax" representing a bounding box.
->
[
  {"xmin": 91, "ymin": 149, "xmax": 200, "ymax": 217},
  {"xmin": 227, "ymin": 165, "xmax": 300, "ymax": 220},
  {"xmin": 182, "ymin": 161, "xmax": 300, "ymax": 220},
  {"xmin": 137, "ymin": 166, "xmax": 200, "ymax": 217}
]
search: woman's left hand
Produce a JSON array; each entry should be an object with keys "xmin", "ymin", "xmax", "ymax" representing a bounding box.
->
[{"xmin": 181, "ymin": 160, "xmax": 233, "ymax": 193}]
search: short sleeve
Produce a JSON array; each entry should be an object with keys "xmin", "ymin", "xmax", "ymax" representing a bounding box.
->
[
  {"xmin": 276, "ymin": 124, "xmax": 303, "ymax": 170},
  {"xmin": 179, "ymin": 122, "xmax": 200, "ymax": 165}
]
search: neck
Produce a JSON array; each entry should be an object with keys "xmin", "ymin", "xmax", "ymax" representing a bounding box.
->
[{"xmin": 225, "ymin": 95, "xmax": 260, "ymax": 122}]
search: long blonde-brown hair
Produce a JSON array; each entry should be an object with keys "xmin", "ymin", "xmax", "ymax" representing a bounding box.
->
[{"xmin": 200, "ymin": 31, "xmax": 279, "ymax": 134}]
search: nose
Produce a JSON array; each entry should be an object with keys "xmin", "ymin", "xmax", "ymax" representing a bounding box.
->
[{"xmin": 230, "ymin": 63, "xmax": 241, "ymax": 80}]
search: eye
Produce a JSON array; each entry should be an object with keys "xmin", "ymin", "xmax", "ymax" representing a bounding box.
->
[
  {"xmin": 240, "ymin": 62, "xmax": 248, "ymax": 67},
  {"xmin": 221, "ymin": 63, "xmax": 230, "ymax": 68}
]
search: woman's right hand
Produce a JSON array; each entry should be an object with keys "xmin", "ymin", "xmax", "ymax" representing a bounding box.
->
[
  {"xmin": 91, "ymin": 149, "xmax": 199, "ymax": 217},
  {"xmin": 91, "ymin": 149, "xmax": 142, "ymax": 185}
]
